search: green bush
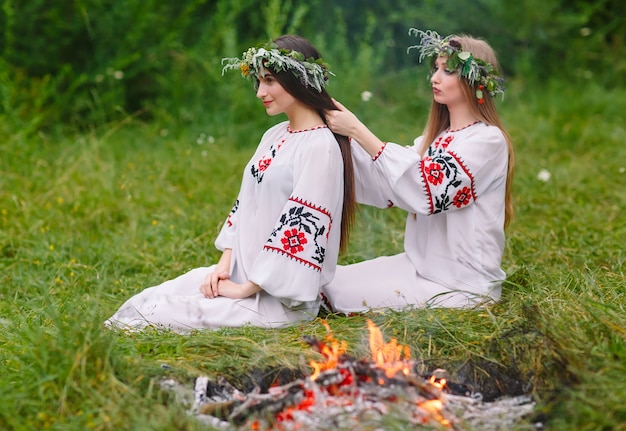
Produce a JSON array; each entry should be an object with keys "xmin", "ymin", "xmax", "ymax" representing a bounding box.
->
[{"xmin": 1, "ymin": 0, "xmax": 624, "ymax": 132}]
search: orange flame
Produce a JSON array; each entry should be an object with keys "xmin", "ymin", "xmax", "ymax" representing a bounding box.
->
[
  {"xmin": 367, "ymin": 319, "xmax": 412, "ymax": 378},
  {"xmin": 299, "ymin": 320, "xmax": 452, "ymax": 429},
  {"xmin": 309, "ymin": 320, "xmax": 416, "ymax": 380},
  {"xmin": 309, "ymin": 321, "xmax": 347, "ymax": 381}
]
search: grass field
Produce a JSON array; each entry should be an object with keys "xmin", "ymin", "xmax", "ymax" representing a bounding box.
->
[{"xmin": 1, "ymin": 74, "xmax": 624, "ymax": 430}]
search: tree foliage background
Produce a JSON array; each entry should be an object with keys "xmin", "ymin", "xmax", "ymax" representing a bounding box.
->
[{"xmin": 1, "ymin": 0, "xmax": 624, "ymax": 132}]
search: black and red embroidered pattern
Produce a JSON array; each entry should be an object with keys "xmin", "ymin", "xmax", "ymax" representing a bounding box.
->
[
  {"xmin": 225, "ymin": 199, "xmax": 239, "ymax": 227},
  {"xmin": 420, "ymin": 134, "xmax": 476, "ymax": 214},
  {"xmin": 250, "ymin": 139, "xmax": 286, "ymax": 183},
  {"xmin": 263, "ymin": 196, "xmax": 332, "ymax": 272}
]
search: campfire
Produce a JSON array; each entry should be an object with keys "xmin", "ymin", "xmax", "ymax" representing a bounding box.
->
[{"xmin": 161, "ymin": 320, "xmax": 538, "ymax": 430}]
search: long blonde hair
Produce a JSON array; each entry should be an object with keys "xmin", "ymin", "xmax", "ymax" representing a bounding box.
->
[{"xmin": 419, "ymin": 35, "xmax": 515, "ymax": 228}]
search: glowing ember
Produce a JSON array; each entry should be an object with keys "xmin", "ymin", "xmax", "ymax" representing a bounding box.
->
[{"xmin": 430, "ymin": 374, "xmax": 447, "ymax": 389}]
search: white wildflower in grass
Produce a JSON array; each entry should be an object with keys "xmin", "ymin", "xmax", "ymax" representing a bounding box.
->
[
  {"xmin": 361, "ymin": 91, "xmax": 373, "ymax": 102},
  {"xmin": 537, "ymin": 169, "xmax": 551, "ymax": 182},
  {"xmin": 196, "ymin": 133, "xmax": 215, "ymax": 145},
  {"xmin": 619, "ymin": 167, "xmax": 625, "ymax": 173},
  {"xmin": 113, "ymin": 70, "xmax": 124, "ymax": 80}
]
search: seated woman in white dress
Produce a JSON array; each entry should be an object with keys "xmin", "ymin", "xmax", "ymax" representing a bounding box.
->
[
  {"xmin": 105, "ymin": 35, "xmax": 355, "ymax": 331},
  {"xmin": 322, "ymin": 29, "xmax": 515, "ymax": 313}
]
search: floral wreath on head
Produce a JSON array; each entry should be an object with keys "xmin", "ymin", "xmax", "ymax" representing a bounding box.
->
[
  {"xmin": 221, "ymin": 42, "xmax": 333, "ymax": 93},
  {"xmin": 407, "ymin": 29, "xmax": 505, "ymax": 104}
]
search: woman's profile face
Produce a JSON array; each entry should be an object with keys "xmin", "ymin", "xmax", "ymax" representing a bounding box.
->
[
  {"xmin": 430, "ymin": 56, "xmax": 465, "ymax": 108},
  {"xmin": 256, "ymin": 69, "xmax": 299, "ymax": 117}
]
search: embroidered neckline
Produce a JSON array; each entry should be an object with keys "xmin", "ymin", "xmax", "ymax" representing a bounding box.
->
[
  {"xmin": 287, "ymin": 124, "xmax": 328, "ymax": 134},
  {"xmin": 446, "ymin": 120, "xmax": 481, "ymax": 133}
]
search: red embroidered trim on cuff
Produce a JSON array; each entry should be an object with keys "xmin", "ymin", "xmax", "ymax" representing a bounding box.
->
[{"xmin": 372, "ymin": 142, "xmax": 387, "ymax": 161}]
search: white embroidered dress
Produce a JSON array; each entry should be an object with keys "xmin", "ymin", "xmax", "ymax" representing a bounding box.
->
[
  {"xmin": 322, "ymin": 122, "xmax": 508, "ymax": 312},
  {"xmin": 106, "ymin": 121, "xmax": 343, "ymax": 331}
]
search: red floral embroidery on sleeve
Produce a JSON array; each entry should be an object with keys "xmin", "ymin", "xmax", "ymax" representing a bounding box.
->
[
  {"xmin": 420, "ymin": 134, "xmax": 476, "ymax": 214},
  {"xmin": 453, "ymin": 187, "xmax": 472, "ymax": 208},
  {"xmin": 281, "ymin": 228, "xmax": 308, "ymax": 254},
  {"xmin": 263, "ymin": 197, "xmax": 333, "ymax": 271},
  {"xmin": 424, "ymin": 160, "xmax": 444, "ymax": 185}
]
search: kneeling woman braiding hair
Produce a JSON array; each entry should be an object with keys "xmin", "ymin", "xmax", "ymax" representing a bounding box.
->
[{"xmin": 322, "ymin": 29, "xmax": 515, "ymax": 313}]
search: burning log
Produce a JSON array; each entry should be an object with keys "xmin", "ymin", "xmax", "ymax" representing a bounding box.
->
[{"xmin": 161, "ymin": 320, "xmax": 538, "ymax": 430}]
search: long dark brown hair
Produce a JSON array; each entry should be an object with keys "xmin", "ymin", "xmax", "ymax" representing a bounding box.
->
[{"xmin": 269, "ymin": 34, "xmax": 356, "ymax": 252}]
